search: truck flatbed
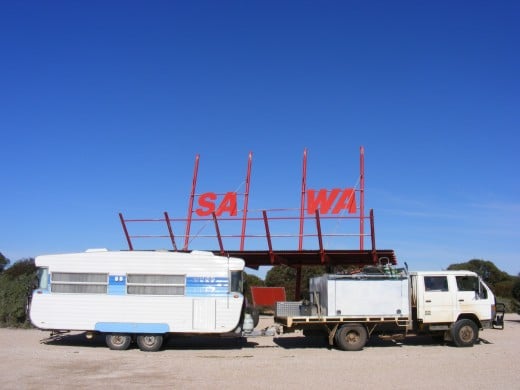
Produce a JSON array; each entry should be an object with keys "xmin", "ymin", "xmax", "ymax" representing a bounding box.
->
[{"xmin": 276, "ymin": 315, "xmax": 409, "ymax": 328}]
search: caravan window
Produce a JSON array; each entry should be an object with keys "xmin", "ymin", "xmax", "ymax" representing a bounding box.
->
[
  {"xmin": 230, "ymin": 271, "xmax": 243, "ymax": 293},
  {"xmin": 37, "ymin": 268, "xmax": 49, "ymax": 290},
  {"xmin": 127, "ymin": 274, "xmax": 185, "ymax": 295},
  {"xmin": 51, "ymin": 272, "xmax": 108, "ymax": 294}
]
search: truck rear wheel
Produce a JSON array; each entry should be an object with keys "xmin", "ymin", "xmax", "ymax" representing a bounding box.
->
[
  {"xmin": 451, "ymin": 319, "xmax": 478, "ymax": 347},
  {"xmin": 106, "ymin": 334, "xmax": 132, "ymax": 350},
  {"xmin": 136, "ymin": 334, "xmax": 164, "ymax": 352},
  {"xmin": 334, "ymin": 324, "xmax": 368, "ymax": 351}
]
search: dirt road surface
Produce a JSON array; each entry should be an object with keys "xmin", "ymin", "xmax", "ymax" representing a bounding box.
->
[{"xmin": 2, "ymin": 315, "xmax": 519, "ymax": 389}]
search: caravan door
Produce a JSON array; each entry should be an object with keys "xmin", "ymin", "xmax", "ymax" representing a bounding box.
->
[{"xmin": 193, "ymin": 299, "xmax": 217, "ymax": 330}]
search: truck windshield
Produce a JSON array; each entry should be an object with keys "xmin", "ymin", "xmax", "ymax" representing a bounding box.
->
[
  {"xmin": 478, "ymin": 280, "xmax": 488, "ymax": 299},
  {"xmin": 230, "ymin": 271, "xmax": 243, "ymax": 293}
]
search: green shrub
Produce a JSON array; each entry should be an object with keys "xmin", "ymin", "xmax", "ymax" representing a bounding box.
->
[{"xmin": 0, "ymin": 259, "xmax": 36, "ymax": 327}]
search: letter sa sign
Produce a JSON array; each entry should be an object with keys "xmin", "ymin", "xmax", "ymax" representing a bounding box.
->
[{"xmin": 195, "ymin": 192, "xmax": 238, "ymax": 217}]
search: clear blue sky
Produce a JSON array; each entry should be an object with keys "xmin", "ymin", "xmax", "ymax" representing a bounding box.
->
[{"xmin": 1, "ymin": 1, "xmax": 519, "ymax": 277}]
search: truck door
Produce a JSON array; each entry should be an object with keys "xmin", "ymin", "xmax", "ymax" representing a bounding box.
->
[
  {"xmin": 455, "ymin": 275, "xmax": 491, "ymax": 320},
  {"xmin": 420, "ymin": 275, "xmax": 454, "ymax": 323}
]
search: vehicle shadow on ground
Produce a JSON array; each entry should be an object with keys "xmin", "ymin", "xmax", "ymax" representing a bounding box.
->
[
  {"xmin": 273, "ymin": 334, "xmax": 493, "ymax": 350},
  {"xmin": 41, "ymin": 332, "xmax": 260, "ymax": 351},
  {"xmin": 273, "ymin": 336, "xmax": 329, "ymax": 349},
  {"xmin": 165, "ymin": 335, "xmax": 258, "ymax": 350},
  {"xmin": 41, "ymin": 332, "xmax": 106, "ymax": 349},
  {"xmin": 273, "ymin": 335, "xmax": 443, "ymax": 350}
]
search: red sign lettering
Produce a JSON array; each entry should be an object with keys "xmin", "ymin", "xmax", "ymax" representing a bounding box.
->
[
  {"xmin": 307, "ymin": 188, "xmax": 356, "ymax": 214},
  {"xmin": 195, "ymin": 192, "xmax": 238, "ymax": 216},
  {"xmin": 195, "ymin": 188, "xmax": 355, "ymax": 217}
]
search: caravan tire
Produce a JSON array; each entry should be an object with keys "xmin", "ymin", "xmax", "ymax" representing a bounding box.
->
[
  {"xmin": 106, "ymin": 334, "xmax": 132, "ymax": 350},
  {"xmin": 136, "ymin": 334, "xmax": 164, "ymax": 352}
]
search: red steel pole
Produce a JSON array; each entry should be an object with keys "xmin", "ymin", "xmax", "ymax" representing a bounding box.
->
[
  {"xmin": 184, "ymin": 154, "xmax": 200, "ymax": 250},
  {"xmin": 240, "ymin": 152, "xmax": 253, "ymax": 251},
  {"xmin": 119, "ymin": 213, "xmax": 133, "ymax": 251},
  {"xmin": 299, "ymin": 148, "xmax": 308, "ymax": 251},
  {"xmin": 262, "ymin": 210, "xmax": 275, "ymax": 264},
  {"xmin": 212, "ymin": 212, "xmax": 225, "ymax": 255},
  {"xmin": 359, "ymin": 146, "xmax": 365, "ymax": 250},
  {"xmin": 164, "ymin": 211, "xmax": 178, "ymax": 251},
  {"xmin": 370, "ymin": 209, "xmax": 377, "ymax": 264},
  {"xmin": 315, "ymin": 210, "xmax": 325, "ymax": 264}
]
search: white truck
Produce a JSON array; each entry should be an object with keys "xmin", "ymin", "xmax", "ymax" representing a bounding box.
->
[
  {"xmin": 29, "ymin": 249, "xmax": 252, "ymax": 351},
  {"xmin": 275, "ymin": 268, "xmax": 504, "ymax": 350}
]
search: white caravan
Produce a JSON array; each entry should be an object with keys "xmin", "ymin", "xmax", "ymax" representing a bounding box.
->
[{"xmin": 29, "ymin": 249, "xmax": 247, "ymax": 351}]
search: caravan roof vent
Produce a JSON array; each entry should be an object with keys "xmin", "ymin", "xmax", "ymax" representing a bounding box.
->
[{"xmin": 85, "ymin": 248, "xmax": 109, "ymax": 252}]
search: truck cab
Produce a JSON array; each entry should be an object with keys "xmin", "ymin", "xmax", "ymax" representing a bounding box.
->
[{"xmin": 410, "ymin": 271, "xmax": 496, "ymax": 346}]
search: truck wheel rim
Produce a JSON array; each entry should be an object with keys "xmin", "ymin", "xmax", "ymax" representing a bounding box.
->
[
  {"xmin": 460, "ymin": 326, "xmax": 474, "ymax": 343},
  {"xmin": 346, "ymin": 331, "xmax": 360, "ymax": 343}
]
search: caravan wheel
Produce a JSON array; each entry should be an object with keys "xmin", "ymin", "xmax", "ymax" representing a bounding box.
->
[
  {"xmin": 136, "ymin": 334, "xmax": 163, "ymax": 352},
  {"xmin": 106, "ymin": 334, "xmax": 132, "ymax": 350}
]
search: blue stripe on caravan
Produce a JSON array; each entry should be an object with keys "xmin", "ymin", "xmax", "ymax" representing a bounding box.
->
[
  {"xmin": 107, "ymin": 275, "xmax": 126, "ymax": 295},
  {"xmin": 107, "ymin": 285, "xmax": 126, "ymax": 295},
  {"xmin": 185, "ymin": 276, "xmax": 229, "ymax": 297},
  {"xmin": 95, "ymin": 322, "xmax": 169, "ymax": 333},
  {"xmin": 185, "ymin": 286, "xmax": 229, "ymax": 297},
  {"xmin": 186, "ymin": 276, "xmax": 228, "ymax": 286}
]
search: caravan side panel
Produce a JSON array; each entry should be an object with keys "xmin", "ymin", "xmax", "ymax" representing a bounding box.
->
[
  {"xmin": 30, "ymin": 294, "xmax": 244, "ymax": 333},
  {"xmin": 29, "ymin": 251, "xmax": 245, "ymax": 334}
]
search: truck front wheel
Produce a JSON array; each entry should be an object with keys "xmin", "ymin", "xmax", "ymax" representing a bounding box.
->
[
  {"xmin": 334, "ymin": 324, "xmax": 368, "ymax": 351},
  {"xmin": 451, "ymin": 319, "xmax": 478, "ymax": 347}
]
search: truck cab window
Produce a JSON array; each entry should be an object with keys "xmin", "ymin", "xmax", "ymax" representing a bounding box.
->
[
  {"xmin": 424, "ymin": 276, "xmax": 448, "ymax": 292},
  {"xmin": 456, "ymin": 276, "xmax": 477, "ymax": 291},
  {"xmin": 456, "ymin": 275, "xmax": 488, "ymax": 299}
]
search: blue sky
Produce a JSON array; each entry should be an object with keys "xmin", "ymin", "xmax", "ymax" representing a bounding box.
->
[{"xmin": 1, "ymin": 1, "xmax": 519, "ymax": 277}]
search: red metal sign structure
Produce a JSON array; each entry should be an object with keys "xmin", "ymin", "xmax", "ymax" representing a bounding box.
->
[{"xmin": 119, "ymin": 147, "xmax": 396, "ymax": 274}]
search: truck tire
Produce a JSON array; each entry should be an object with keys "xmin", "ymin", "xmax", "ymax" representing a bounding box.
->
[
  {"xmin": 136, "ymin": 334, "xmax": 164, "ymax": 352},
  {"xmin": 334, "ymin": 324, "xmax": 368, "ymax": 351},
  {"xmin": 106, "ymin": 334, "xmax": 132, "ymax": 350},
  {"xmin": 451, "ymin": 319, "xmax": 478, "ymax": 347}
]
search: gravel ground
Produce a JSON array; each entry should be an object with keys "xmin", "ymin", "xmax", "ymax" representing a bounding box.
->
[{"xmin": 2, "ymin": 314, "xmax": 519, "ymax": 389}]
